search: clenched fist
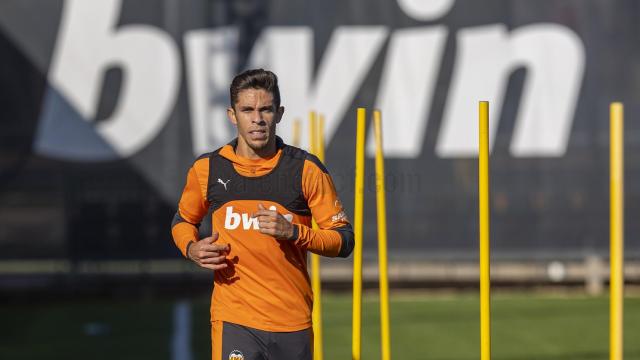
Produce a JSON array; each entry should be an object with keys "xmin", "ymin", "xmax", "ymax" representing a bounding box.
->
[{"xmin": 252, "ymin": 203, "xmax": 295, "ymax": 240}]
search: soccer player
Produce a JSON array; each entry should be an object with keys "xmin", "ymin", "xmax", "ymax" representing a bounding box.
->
[{"xmin": 171, "ymin": 69, "xmax": 354, "ymax": 360}]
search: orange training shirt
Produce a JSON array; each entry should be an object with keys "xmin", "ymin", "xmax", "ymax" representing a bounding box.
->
[{"xmin": 171, "ymin": 137, "xmax": 354, "ymax": 331}]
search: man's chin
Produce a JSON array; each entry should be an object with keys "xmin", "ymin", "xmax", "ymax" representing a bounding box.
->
[
  {"xmin": 239, "ymin": 133, "xmax": 274, "ymax": 153},
  {"xmin": 247, "ymin": 138, "xmax": 269, "ymax": 151}
]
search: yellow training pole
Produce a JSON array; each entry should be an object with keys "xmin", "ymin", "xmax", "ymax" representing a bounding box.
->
[
  {"xmin": 292, "ymin": 119, "xmax": 301, "ymax": 147},
  {"xmin": 352, "ymin": 108, "xmax": 366, "ymax": 360},
  {"xmin": 479, "ymin": 101, "xmax": 491, "ymax": 360},
  {"xmin": 309, "ymin": 111, "xmax": 323, "ymax": 360},
  {"xmin": 610, "ymin": 102, "xmax": 624, "ymax": 360},
  {"xmin": 318, "ymin": 115, "xmax": 326, "ymax": 163},
  {"xmin": 373, "ymin": 110, "xmax": 391, "ymax": 360},
  {"xmin": 314, "ymin": 115, "xmax": 327, "ymax": 360}
]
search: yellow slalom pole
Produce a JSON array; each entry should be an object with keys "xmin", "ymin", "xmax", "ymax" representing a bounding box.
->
[
  {"xmin": 373, "ymin": 110, "xmax": 391, "ymax": 360},
  {"xmin": 292, "ymin": 119, "xmax": 301, "ymax": 147},
  {"xmin": 318, "ymin": 115, "xmax": 326, "ymax": 163},
  {"xmin": 310, "ymin": 111, "xmax": 318, "ymax": 154},
  {"xmin": 309, "ymin": 111, "xmax": 323, "ymax": 360},
  {"xmin": 352, "ymin": 108, "xmax": 366, "ymax": 360},
  {"xmin": 479, "ymin": 101, "xmax": 491, "ymax": 360},
  {"xmin": 610, "ymin": 102, "xmax": 624, "ymax": 360}
]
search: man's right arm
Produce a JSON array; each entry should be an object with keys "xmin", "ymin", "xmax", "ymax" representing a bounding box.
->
[
  {"xmin": 172, "ymin": 158, "xmax": 230, "ymax": 270},
  {"xmin": 171, "ymin": 164, "xmax": 209, "ymax": 258}
]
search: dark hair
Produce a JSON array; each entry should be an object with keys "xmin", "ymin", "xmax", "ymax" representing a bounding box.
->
[{"xmin": 229, "ymin": 69, "xmax": 281, "ymax": 109}]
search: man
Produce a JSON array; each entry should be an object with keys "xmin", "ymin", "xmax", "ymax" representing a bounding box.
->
[{"xmin": 171, "ymin": 69, "xmax": 354, "ymax": 360}]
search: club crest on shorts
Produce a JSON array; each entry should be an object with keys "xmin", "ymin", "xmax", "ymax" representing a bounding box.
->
[{"xmin": 229, "ymin": 350, "xmax": 244, "ymax": 360}]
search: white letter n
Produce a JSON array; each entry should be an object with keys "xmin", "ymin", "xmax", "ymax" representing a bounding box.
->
[{"xmin": 436, "ymin": 24, "xmax": 585, "ymax": 157}]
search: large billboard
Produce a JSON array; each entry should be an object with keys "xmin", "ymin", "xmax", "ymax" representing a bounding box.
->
[{"xmin": 1, "ymin": 0, "xmax": 638, "ymax": 260}]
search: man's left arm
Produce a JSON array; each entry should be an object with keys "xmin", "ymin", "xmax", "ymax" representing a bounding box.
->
[{"xmin": 293, "ymin": 156, "xmax": 354, "ymax": 258}]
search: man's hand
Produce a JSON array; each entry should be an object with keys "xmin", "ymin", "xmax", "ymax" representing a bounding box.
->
[
  {"xmin": 188, "ymin": 232, "xmax": 230, "ymax": 270},
  {"xmin": 252, "ymin": 203, "xmax": 295, "ymax": 240}
]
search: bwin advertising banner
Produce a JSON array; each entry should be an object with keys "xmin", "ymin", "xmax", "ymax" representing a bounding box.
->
[{"xmin": 0, "ymin": 0, "xmax": 638, "ymax": 260}]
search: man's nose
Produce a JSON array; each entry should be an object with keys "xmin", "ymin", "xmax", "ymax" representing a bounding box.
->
[{"xmin": 251, "ymin": 111, "xmax": 266, "ymax": 123}]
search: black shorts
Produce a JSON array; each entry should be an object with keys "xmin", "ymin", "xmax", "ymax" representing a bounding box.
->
[{"xmin": 211, "ymin": 321, "xmax": 312, "ymax": 360}]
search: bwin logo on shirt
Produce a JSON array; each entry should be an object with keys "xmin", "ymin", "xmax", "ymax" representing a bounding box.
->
[
  {"xmin": 224, "ymin": 206, "xmax": 293, "ymax": 230},
  {"xmin": 229, "ymin": 350, "xmax": 244, "ymax": 360}
]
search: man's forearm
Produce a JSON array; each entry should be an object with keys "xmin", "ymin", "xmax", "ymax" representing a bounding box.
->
[
  {"xmin": 171, "ymin": 212, "xmax": 200, "ymax": 258},
  {"xmin": 293, "ymin": 223, "xmax": 354, "ymax": 258}
]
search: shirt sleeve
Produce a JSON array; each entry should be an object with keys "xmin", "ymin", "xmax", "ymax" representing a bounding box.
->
[
  {"xmin": 293, "ymin": 155, "xmax": 354, "ymax": 258},
  {"xmin": 171, "ymin": 158, "xmax": 210, "ymax": 257}
]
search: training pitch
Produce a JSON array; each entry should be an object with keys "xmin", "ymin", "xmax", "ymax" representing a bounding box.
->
[{"xmin": 2, "ymin": 292, "xmax": 639, "ymax": 359}]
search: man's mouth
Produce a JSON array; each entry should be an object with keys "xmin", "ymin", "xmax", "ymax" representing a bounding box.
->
[{"xmin": 248, "ymin": 129, "xmax": 267, "ymax": 139}]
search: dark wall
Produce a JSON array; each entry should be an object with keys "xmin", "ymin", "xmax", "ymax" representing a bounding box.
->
[{"xmin": 0, "ymin": 0, "xmax": 638, "ymax": 261}]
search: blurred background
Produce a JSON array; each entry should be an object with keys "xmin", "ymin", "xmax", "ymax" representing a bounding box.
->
[{"xmin": 1, "ymin": 0, "xmax": 639, "ymax": 359}]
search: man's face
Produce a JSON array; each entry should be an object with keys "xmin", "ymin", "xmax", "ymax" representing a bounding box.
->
[{"xmin": 228, "ymin": 88, "xmax": 284, "ymax": 152}]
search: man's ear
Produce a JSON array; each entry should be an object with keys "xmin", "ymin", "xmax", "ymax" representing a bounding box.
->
[
  {"xmin": 275, "ymin": 106, "xmax": 285, "ymax": 124},
  {"xmin": 227, "ymin": 107, "xmax": 237, "ymax": 125}
]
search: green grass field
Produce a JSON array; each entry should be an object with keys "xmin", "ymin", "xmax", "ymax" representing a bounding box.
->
[{"xmin": 1, "ymin": 292, "xmax": 639, "ymax": 359}]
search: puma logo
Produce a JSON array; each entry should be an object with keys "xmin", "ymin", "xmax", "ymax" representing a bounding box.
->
[{"xmin": 217, "ymin": 178, "xmax": 230, "ymax": 190}]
